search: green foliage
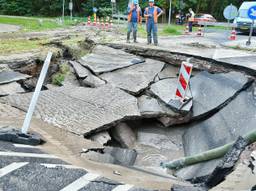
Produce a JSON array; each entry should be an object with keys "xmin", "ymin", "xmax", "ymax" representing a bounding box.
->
[
  {"xmin": 0, "ymin": 0, "xmax": 249, "ymax": 21},
  {"xmin": 162, "ymin": 25, "xmax": 181, "ymax": 35},
  {"xmin": 52, "ymin": 63, "xmax": 70, "ymax": 86}
]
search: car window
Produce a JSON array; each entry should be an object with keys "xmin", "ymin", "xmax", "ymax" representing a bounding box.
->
[{"xmin": 239, "ymin": 9, "xmax": 248, "ymax": 18}]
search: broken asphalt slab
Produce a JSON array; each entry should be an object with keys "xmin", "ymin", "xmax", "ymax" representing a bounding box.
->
[
  {"xmin": 0, "ymin": 71, "xmax": 30, "ymax": 85},
  {"xmin": 79, "ymin": 45, "xmax": 145, "ymax": 74},
  {"xmin": 0, "ymin": 82, "xmax": 25, "ymax": 96},
  {"xmin": 190, "ymin": 71, "xmax": 252, "ymax": 120},
  {"xmin": 100, "ymin": 59, "xmax": 165, "ymax": 95},
  {"xmin": 179, "ymin": 84, "xmax": 256, "ymax": 180},
  {"xmin": 149, "ymin": 78, "xmax": 193, "ymax": 113},
  {"xmin": 0, "ymin": 85, "xmax": 141, "ymax": 136}
]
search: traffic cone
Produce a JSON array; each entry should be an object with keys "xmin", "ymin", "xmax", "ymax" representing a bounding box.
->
[
  {"xmin": 93, "ymin": 17, "xmax": 96, "ymax": 26},
  {"xmin": 87, "ymin": 16, "xmax": 91, "ymax": 26},
  {"xmin": 196, "ymin": 27, "xmax": 203, "ymax": 36},
  {"xmin": 184, "ymin": 25, "xmax": 189, "ymax": 35},
  {"xmin": 105, "ymin": 18, "xmax": 109, "ymax": 30},
  {"xmin": 110, "ymin": 19, "xmax": 113, "ymax": 28},
  {"xmin": 97, "ymin": 17, "xmax": 100, "ymax": 28},
  {"xmin": 101, "ymin": 18, "xmax": 105, "ymax": 30},
  {"xmin": 229, "ymin": 29, "xmax": 236, "ymax": 40}
]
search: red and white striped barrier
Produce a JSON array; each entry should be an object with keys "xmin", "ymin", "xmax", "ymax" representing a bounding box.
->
[
  {"xmin": 175, "ymin": 62, "xmax": 193, "ymax": 100},
  {"xmin": 87, "ymin": 16, "xmax": 91, "ymax": 26}
]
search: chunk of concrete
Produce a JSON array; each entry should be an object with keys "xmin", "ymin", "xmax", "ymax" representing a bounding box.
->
[
  {"xmin": 0, "ymin": 71, "xmax": 30, "ymax": 85},
  {"xmin": 190, "ymin": 71, "xmax": 251, "ymax": 119},
  {"xmin": 104, "ymin": 146, "xmax": 137, "ymax": 166},
  {"xmin": 138, "ymin": 95, "xmax": 177, "ymax": 117},
  {"xmin": 149, "ymin": 78, "xmax": 193, "ymax": 112},
  {"xmin": 69, "ymin": 61, "xmax": 91, "ymax": 79},
  {"xmin": 81, "ymin": 147, "xmax": 137, "ymax": 166},
  {"xmin": 100, "ymin": 59, "xmax": 164, "ymax": 94},
  {"xmin": 79, "ymin": 45, "xmax": 144, "ymax": 74},
  {"xmin": 81, "ymin": 151, "xmax": 115, "ymax": 164},
  {"xmin": 158, "ymin": 64, "xmax": 179, "ymax": 80},
  {"xmin": 1, "ymin": 85, "xmax": 140, "ymax": 136},
  {"xmin": 205, "ymin": 136, "xmax": 248, "ymax": 188},
  {"xmin": 0, "ymin": 82, "xmax": 25, "ymax": 96},
  {"xmin": 111, "ymin": 123, "xmax": 136, "ymax": 148},
  {"xmin": 81, "ymin": 74, "xmax": 106, "ymax": 88},
  {"xmin": 90, "ymin": 131, "xmax": 111, "ymax": 145}
]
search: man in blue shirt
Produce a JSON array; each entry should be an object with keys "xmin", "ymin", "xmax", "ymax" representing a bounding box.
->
[
  {"xmin": 144, "ymin": 0, "xmax": 163, "ymax": 46},
  {"xmin": 127, "ymin": 0, "xmax": 142, "ymax": 43}
]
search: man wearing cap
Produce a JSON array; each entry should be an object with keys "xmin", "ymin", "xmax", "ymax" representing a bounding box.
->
[
  {"xmin": 127, "ymin": 0, "xmax": 142, "ymax": 43},
  {"xmin": 144, "ymin": 0, "xmax": 163, "ymax": 46}
]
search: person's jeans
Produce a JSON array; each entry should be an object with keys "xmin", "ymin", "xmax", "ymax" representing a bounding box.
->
[
  {"xmin": 188, "ymin": 21, "xmax": 193, "ymax": 32},
  {"xmin": 127, "ymin": 22, "xmax": 138, "ymax": 41},
  {"xmin": 147, "ymin": 21, "xmax": 158, "ymax": 45}
]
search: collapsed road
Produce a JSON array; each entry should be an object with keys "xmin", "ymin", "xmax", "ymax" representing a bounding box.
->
[{"xmin": 0, "ymin": 35, "xmax": 256, "ymax": 191}]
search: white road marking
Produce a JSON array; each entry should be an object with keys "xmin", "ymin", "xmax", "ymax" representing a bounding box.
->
[
  {"xmin": 60, "ymin": 173, "xmax": 100, "ymax": 191},
  {"xmin": 41, "ymin": 163, "xmax": 82, "ymax": 169},
  {"xmin": 13, "ymin": 144, "xmax": 38, "ymax": 148},
  {"xmin": 0, "ymin": 151, "xmax": 59, "ymax": 159},
  {"xmin": 112, "ymin": 184, "xmax": 134, "ymax": 191},
  {"xmin": 0, "ymin": 162, "xmax": 28, "ymax": 178}
]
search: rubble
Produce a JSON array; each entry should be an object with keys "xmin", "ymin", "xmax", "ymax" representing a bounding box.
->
[
  {"xmin": 111, "ymin": 123, "xmax": 136, "ymax": 148},
  {"xmin": 205, "ymin": 136, "xmax": 248, "ymax": 188},
  {"xmin": 81, "ymin": 146, "xmax": 137, "ymax": 166},
  {"xmin": 90, "ymin": 131, "xmax": 111, "ymax": 145},
  {"xmin": 79, "ymin": 45, "xmax": 145, "ymax": 74}
]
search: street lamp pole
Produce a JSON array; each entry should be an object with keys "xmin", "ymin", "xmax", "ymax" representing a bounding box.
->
[
  {"xmin": 62, "ymin": 0, "xmax": 65, "ymax": 22},
  {"xmin": 168, "ymin": 0, "xmax": 172, "ymax": 25}
]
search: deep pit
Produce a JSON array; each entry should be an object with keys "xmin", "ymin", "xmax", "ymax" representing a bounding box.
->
[{"xmin": 1, "ymin": 37, "xmax": 256, "ymax": 189}]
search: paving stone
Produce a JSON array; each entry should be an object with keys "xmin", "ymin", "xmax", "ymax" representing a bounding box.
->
[
  {"xmin": 0, "ymin": 82, "xmax": 25, "ymax": 96},
  {"xmin": 79, "ymin": 45, "xmax": 144, "ymax": 74},
  {"xmin": 111, "ymin": 123, "xmax": 136, "ymax": 148},
  {"xmin": 100, "ymin": 59, "xmax": 164, "ymax": 94},
  {"xmin": 0, "ymin": 71, "xmax": 30, "ymax": 85},
  {"xmin": 69, "ymin": 61, "xmax": 91, "ymax": 79},
  {"xmin": 190, "ymin": 71, "xmax": 251, "ymax": 119},
  {"xmin": 0, "ymin": 85, "xmax": 140, "ymax": 136}
]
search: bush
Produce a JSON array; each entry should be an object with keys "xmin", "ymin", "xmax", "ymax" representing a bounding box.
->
[{"xmin": 51, "ymin": 63, "xmax": 70, "ymax": 86}]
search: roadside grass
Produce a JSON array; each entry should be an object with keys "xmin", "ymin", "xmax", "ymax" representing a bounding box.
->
[
  {"xmin": 160, "ymin": 25, "xmax": 183, "ymax": 36},
  {"xmin": 0, "ymin": 16, "xmax": 81, "ymax": 32},
  {"xmin": 0, "ymin": 38, "xmax": 48, "ymax": 54}
]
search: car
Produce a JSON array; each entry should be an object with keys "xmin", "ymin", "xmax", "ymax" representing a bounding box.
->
[
  {"xmin": 234, "ymin": 1, "xmax": 256, "ymax": 33},
  {"xmin": 193, "ymin": 14, "xmax": 217, "ymax": 25}
]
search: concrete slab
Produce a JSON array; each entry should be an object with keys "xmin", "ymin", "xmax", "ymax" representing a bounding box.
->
[
  {"xmin": 100, "ymin": 59, "xmax": 164, "ymax": 94},
  {"xmin": 79, "ymin": 45, "xmax": 144, "ymax": 74},
  {"xmin": 0, "ymin": 71, "xmax": 30, "ymax": 85},
  {"xmin": 190, "ymin": 71, "xmax": 251, "ymax": 119},
  {"xmin": 0, "ymin": 85, "xmax": 140, "ymax": 136}
]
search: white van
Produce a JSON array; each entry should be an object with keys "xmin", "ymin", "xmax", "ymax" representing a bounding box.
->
[{"xmin": 234, "ymin": 1, "xmax": 256, "ymax": 33}]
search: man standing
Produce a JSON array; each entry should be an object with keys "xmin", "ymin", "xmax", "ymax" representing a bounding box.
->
[
  {"xmin": 144, "ymin": 0, "xmax": 163, "ymax": 46},
  {"xmin": 187, "ymin": 8, "xmax": 195, "ymax": 32},
  {"xmin": 127, "ymin": 0, "xmax": 142, "ymax": 43}
]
